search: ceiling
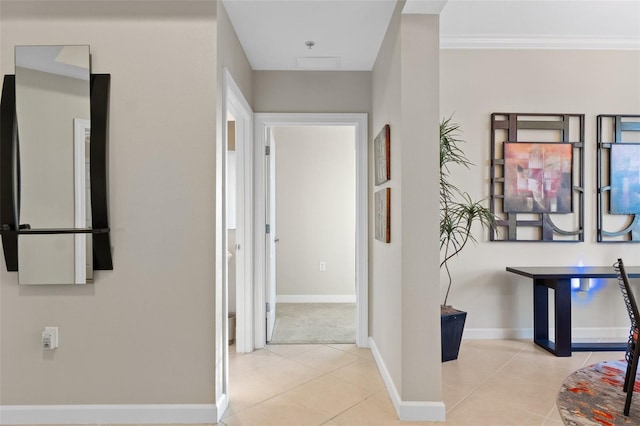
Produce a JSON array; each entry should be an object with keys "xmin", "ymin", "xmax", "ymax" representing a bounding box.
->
[{"xmin": 222, "ymin": 0, "xmax": 640, "ymax": 71}]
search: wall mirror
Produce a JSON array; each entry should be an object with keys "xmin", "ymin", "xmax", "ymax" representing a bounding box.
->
[
  {"xmin": 16, "ymin": 45, "xmax": 91, "ymax": 284},
  {"xmin": 0, "ymin": 45, "xmax": 113, "ymax": 285}
]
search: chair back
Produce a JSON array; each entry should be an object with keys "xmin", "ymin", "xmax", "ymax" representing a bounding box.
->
[{"xmin": 615, "ymin": 258, "xmax": 640, "ymax": 358}]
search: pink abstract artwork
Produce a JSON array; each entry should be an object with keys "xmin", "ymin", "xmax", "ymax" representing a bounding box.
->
[{"xmin": 504, "ymin": 142, "xmax": 573, "ymax": 213}]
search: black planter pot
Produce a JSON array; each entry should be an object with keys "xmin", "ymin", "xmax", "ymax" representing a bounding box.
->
[{"xmin": 441, "ymin": 308, "xmax": 467, "ymax": 362}]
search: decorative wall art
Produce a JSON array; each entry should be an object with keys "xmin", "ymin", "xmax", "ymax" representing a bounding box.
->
[
  {"xmin": 610, "ymin": 144, "xmax": 640, "ymax": 214},
  {"xmin": 374, "ymin": 124, "xmax": 390, "ymax": 185},
  {"xmin": 375, "ymin": 188, "xmax": 390, "ymax": 243},
  {"xmin": 597, "ymin": 114, "xmax": 640, "ymax": 242},
  {"xmin": 490, "ymin": 113, "xmax": 585, "ymax": 242},
  {"xmin": 503, "ymin": 142, "xmax": 573, "ymax": 214}
]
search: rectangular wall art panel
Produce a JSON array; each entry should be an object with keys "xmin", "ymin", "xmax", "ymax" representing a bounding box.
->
[
  {"xmin": 609, "ymin": 144, "xmax": 640, "ymax": 214},
  {"xmin": 503, "ymin": 142, "xmax": 573, "ymax": 214},
  {"xmin": 374, "ymin": 124, "xmax": 390, "ymax": 185},
  {"xmin": 490, "ymin": 113, "xmax": 584, "ymax": 242},
  {"xmin": 374, "ymin": 188, "xmax": 390, "ymax": 243},
  {"xmin": 597, "ymin": 114, "xmax": 640, "ymax": 242}
]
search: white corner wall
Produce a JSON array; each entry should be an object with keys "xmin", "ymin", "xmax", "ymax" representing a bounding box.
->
[
  {"xmin": 440, "ymin": 49, "xmax": 640, "ymax": 338},
  {"xmin": 0, "ymin": 0, "xmax": 218, "ymax": 414},
  {"xmin": 370, "ymin": 3, "xmax": 444, "ymax": 421},
  {"xmin": 273, "ymin": 126, "xmax": 356, "ymax": 300}
]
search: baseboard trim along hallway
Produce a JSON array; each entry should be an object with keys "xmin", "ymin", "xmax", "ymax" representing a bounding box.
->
[
  {"xmin": 368, "ymin": 337, "xmax": 446, "ymax": 422},
  {"xmin": 0, "ymin": 404, "xmax": 217, "ymax": 425},
  {"xmin": 463, "ymin": 327, "xmax": 628, "ymax": 340},
  {"xmin": 276, "ymin": 295, "xmax": 357, "ymax": 303}
]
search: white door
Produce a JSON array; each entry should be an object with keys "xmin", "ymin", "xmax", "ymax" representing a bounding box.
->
[{"xmin": 265, "ymin": 132, "xmax": 277, "ymax": 341}]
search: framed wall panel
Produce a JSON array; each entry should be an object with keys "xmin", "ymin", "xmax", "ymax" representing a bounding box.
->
[
  {"xmin": 374, "ymin": 188, "xmax": 390, "ymax": 243},
  {"xmin": 490, "ymin": 113, "xmax": 585, "ymax": 242},
  {"xmin": 597, "ymin": 114, "xmax": 640, "ymax": 242},
  {"xmin": 374, "ymin": 124, "xmax": 390, "ymax": 185}
]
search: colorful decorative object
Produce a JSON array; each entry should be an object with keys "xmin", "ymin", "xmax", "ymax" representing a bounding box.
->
[
  {"xmin": 557, "ymin": 359, "xmax": 640, "ymax": 425},
  {"xmin": 504, "ymin": 142, "xmax": 573, "ymax": 213}
]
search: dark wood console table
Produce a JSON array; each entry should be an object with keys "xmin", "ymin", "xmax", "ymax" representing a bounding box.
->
[{"xmin": 506, "ymin": 266, "xmax": 640, "ymax": 357}]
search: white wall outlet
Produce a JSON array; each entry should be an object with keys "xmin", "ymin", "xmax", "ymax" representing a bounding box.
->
[
  {"xmin": 42, "ymin": 327, "xmax": 59, "ymax": 350},
  {"xmin": 319, "ymin": 261, "xmax": 326, "ymax": 271}
]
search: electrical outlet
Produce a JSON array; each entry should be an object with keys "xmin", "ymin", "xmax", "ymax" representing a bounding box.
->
[
  {"xmin": 319, "ymin": 261, "xmax": 326, "ymax": 271},
  {"xmin": 42, "ymin": 327, "xmax": 58, "ymax": 350}
]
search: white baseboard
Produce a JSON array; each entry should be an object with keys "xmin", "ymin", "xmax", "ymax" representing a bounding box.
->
[
  {"xmin": 570, "ymin": 327, "xmax": 628, "ymax": 339},
  {"xmin": 463, "ymin": 327, "xmax": 628, "ymax": 341},
  {"xmin": 276, "ymin": 294, "xmax": 356, "ymax": 303},
  {"xmin": 368, "ymin": 337, "xmax": 446, "ymax": 422},
  {"xmin": 463, "ymin": 328, "xmax": 532, "ymax": 340},
  {"xmin": 0, "ymin": 404, "xmax": 217, "ymax": 425},
  {"xmin": 216, "ymin": 392, "xmax": 229, "ymax": 422}
]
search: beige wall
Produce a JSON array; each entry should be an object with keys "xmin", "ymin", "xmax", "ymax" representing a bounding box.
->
[
  {"xmin": 371, "ymin": 3, "xmax": 442, "ymax": 405},
  {"xmin": 253, "ymin": 71, "xmax": 371, "ymax": 113},
  {"xmin": 217, "ymin": 2, "xmax": 253, "ymax": 105},
  {"xmin": 440, "ymin": 49, "xmax": 640, "ymax": 335},
  {"xmin": 370, "ymin": 0, "xmax": 403, "ymax": 390},
  {"xmin": 0, "ymin": 1, "xmax": 217, "ymax": 404},
  {"xmin": 273, "ymin": 126, "xmax": 356, "ymax": 298}
]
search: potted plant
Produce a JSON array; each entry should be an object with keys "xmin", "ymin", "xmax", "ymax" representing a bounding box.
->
[{"xmin": 439, "ymin": 116, "xmax": 496, "ymax": 362}]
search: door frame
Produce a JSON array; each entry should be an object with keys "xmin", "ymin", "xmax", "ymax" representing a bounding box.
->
[
  {"xmin": 224, "ymin": 70, "xmax": 254, "ymax": 355},
  {"xmin": 215, "ymin": 68, "xmax": 253, "ymax": 421},
  {"xmin": 253, "ymin": 113, "xmax": 368, "ymax": 349}
]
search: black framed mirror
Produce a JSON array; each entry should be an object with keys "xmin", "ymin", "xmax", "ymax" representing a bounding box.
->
[{"xmin": 0, "ymin": 45, "xmax": 112, "ymax": 284}]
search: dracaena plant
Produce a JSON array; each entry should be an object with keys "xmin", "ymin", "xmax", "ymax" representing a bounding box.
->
[{"xmin": 440, "ymin": 116, "xmax": 496, "ymax": 307}]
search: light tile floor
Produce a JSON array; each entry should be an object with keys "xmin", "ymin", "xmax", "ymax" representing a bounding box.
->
[{"xmin": 222, "ymin": 339, "xmax": 627, "ymax": 425}]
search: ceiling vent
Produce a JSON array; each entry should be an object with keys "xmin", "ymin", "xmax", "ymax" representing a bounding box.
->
[{"xmin": 296, "ymin": 57, "xmax": 341, "ymax": 70}]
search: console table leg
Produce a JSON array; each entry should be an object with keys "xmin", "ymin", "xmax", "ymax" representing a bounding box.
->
[
  {"xmin": 555, "ymin": 278, "xmax": 572, "ymax": 357},
  {"xmin": 533, "ymin": 279, "xmax": 549, "ymax": 344}
]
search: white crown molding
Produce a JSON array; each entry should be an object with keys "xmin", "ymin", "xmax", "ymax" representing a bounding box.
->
[
  {"xmin": 441, "ymin": 35, "xmax": 640, "ymax": 50},
  {"xmin": 0, "ymin": 404, "xmax": 217, "ymax": 425}
]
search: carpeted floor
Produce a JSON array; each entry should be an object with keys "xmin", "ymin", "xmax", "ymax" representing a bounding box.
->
[
  {"xmin": 269, "ymin": 303, "xmax": 356, "ymax": 344},
  {"xmin": 557, "ymin": 359, "xmax": 640, "ymax": 425}
]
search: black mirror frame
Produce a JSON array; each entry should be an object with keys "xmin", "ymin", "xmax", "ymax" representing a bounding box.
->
[{"xmin": 0, "ymin": 74, "xmax": 113, "ymax": 273}]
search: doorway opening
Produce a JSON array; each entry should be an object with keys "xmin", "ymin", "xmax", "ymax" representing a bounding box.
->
[
  {"xmin": 252, "ymin": 113, "xmax": 368, "ymax": 349},
  {"xmin": 266, "ymin": 125, "xmax": 357, "ymax": 345}
]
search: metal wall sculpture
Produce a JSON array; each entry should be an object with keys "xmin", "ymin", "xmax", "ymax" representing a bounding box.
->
[
  {"xmin": 597, "ymin": 115, "xmax": 640, "ymax": 242},
  {"xmin": 490, "ymin": 113, "xmax": 585, "ymax": 242}
]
